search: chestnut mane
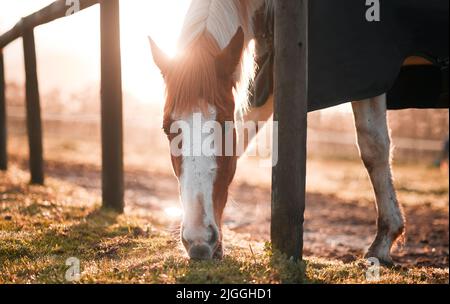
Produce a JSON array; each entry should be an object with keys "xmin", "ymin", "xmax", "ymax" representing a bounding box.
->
[
  {"xmin": 164, "ymin": 33, "xmax": 227, "ymax": 118},
  {"xmin": 164, "ymin": 0, "xmax": 265, "ymax": 118}
]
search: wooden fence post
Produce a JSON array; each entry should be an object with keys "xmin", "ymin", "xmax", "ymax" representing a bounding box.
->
[
  {"xmin": 23, "ymin": 28, "xmax": 44, "ymax": 184},
  {"xmin": 271, "ymin": 0, "xmax": 309, "ymax": 261},
  {"xmin": 0, "ymin": 50, "xmax": 7, "ymax": 171},
  {"xmin": 100, "ymin": 0, "xmax": 124, "ymax": 212}
]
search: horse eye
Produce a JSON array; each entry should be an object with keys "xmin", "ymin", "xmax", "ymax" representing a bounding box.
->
[{"xmin": 208, "ymin": 225, "xmax": 218, "ymax": 245}]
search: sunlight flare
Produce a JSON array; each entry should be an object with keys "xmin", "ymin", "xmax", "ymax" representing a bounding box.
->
[{"xmin": 164, "ymin": 207, "xmax": 183, "ymax": 219}]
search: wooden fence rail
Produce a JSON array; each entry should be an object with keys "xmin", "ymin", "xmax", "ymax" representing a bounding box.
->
[
  {"xmin": 0, "ymin": 0, "xmax": 124, "ymax": 212},
  {"xmin": 0, "ymin": 0, "xmax": 99, "ymax": 48}
]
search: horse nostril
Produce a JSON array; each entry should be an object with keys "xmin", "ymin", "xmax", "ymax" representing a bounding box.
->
[{"xmin": 208, "ymin": 225, "xmax": 219, "ymax": 245}]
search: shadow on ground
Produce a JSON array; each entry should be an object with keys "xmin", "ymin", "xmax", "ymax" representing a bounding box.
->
[{"xmin": 9, "ymin": 155, "xmax": 449, "ymax": 269}]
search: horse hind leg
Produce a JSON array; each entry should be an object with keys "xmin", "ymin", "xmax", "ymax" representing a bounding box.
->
[{"xmin": 352, "ymin": 94, "xmax": 405, "ymax": 266}]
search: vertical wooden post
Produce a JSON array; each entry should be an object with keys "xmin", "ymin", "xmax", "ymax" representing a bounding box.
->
[
  {"xmin": 0, "ymin": 50, "xmax": 7, "ymax": 171},
  {"xmin": 271, "ymin": 0, "xmax": 308, "ymax": 260},
  {"xmin": 23, "ymin": 28, "xmax": 44, "ymax": 184},
  {"xmin": 100, "ymin": 0, "xmax": 124, "ymax": 212}
]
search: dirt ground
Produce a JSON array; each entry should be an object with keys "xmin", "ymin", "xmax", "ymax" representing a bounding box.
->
[{"xmin": 7, "ymin": 136, "xmax": 449, "ymax": 270}]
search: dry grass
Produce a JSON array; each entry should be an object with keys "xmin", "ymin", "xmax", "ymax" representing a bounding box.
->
[{"xmin": 0, "ymin": 165, "xmax": 448, "ymax": 284}]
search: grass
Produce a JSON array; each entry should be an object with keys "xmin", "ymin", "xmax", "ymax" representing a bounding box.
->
[{"xmin": 0, "ymin": 166, "xmax": 448, "ymax": 284}]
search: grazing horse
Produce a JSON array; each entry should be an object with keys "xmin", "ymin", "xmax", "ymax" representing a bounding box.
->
[
  {"xmin": 149, "ymin": 0, "xmax": 445, "ymax": 264},
  {"xmin": 150, "ymin": 0, "xmax": 265, "ymax": 260}
]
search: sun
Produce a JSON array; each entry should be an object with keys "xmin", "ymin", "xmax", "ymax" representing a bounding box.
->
[
  {"xmin": 121, "ymin": 0, "xmax": 190, "ymax": 57},
  {"xmin": 1, "ymin": 1, "xmax": 192, "ymax": 105},
  {"xmin": 118, "ymin": 0, "xmax": 191, "ymax": 104}
]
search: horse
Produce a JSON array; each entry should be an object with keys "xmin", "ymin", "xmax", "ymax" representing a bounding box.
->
[{"xmin": 149, "ymin": 0, "xmax": 406, "ymax": 264}]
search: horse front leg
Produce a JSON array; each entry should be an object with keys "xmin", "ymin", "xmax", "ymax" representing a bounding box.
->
[{"xmin": 352, "ymin": 94, "xmax": 405, "ymax": 266}]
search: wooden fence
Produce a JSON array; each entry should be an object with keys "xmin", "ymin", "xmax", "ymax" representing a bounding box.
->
[
  {"xmin": 0, "ymin": 0, "xmax": 124, "ymax": 212},
  {"xmin": 272, "ymin": 0, "xmax": 308, "ymax": 261}
]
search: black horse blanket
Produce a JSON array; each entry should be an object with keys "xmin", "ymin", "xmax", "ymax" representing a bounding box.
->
[{"xmin": 250, "ymin": 0, "xmax": 449, "ymax": 111}]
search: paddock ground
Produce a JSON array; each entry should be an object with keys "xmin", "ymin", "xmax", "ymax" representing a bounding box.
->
[{"xmin": 0, "ymin": 134, "xmax": 448, "ymax": 284}]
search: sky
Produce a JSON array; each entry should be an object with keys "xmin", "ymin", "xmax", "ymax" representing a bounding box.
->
[
  {"xmin": 0, "ymin": 0, "xmax": 191, "ymax": 104},
  {"xmin": 0, "ymin": 0, "xmax": 351, "ymax": 113}
]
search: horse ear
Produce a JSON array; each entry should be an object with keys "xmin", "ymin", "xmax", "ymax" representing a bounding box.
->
[
  {"xmin": 216, "ymin": 27, "xmax": 245, "ymax": 78},
  {"xmin": 148, "ymin": 36, "xmax": 170, "ymax": 76}
]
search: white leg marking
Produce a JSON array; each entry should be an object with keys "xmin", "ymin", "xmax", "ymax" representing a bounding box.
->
[{"xmin": 352, "ymin": 94, "xmax": 405, "ymax": 265}]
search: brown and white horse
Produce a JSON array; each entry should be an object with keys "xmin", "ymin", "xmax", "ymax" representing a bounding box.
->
[{"xmin": 149, "ymin": 0, "xmax": 404, "ymax": 265}]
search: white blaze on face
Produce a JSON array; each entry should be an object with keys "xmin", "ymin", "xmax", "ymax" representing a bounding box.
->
[{"xmin": 178, "ymin": 105, "xmax": 218, "ymax": 243}]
